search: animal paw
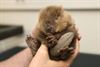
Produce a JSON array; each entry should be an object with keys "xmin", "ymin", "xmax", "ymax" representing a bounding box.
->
[
  {"xmin": 46, "ymin": 34, "xmax": 57, "ymax": 48},
  {"xmin": 26, "ymin": 35, "xmax": 40, "ymax": 56}
]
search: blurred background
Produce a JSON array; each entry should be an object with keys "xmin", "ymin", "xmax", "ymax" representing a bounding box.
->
[{"xmin": 0, "ymin": 0, "xmax": 100, "ymax": 67}]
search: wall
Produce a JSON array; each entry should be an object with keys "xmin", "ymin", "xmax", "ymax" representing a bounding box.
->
[{"xmin": 0, "ymin": 0, "xmax": 100, "ymax": 54}]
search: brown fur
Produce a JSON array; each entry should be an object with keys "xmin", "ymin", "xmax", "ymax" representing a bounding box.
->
[
  {"xmin": 26, "ymin": 6, "xmax": 78, "ymax": 60},
  {"xmin": 34, "ymin": 6, "xmax": 77, "ymax": 42}
]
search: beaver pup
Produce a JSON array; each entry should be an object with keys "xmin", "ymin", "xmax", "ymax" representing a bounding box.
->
[{"xmin": 26, "ymin": 6, "xmax": 78, "ymax": 60}]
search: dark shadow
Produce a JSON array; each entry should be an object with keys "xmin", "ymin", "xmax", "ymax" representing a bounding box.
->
[
  {"xmin": 0, "ymin": 24, "xmax": 23, "ymax": 40},
  {"xmin": 0, "ymin": 47, "xmax": 25, "ymax": 61},
  {"xmin": 71, "ymin": 53, "xmax": 100, "ymax": 67}
]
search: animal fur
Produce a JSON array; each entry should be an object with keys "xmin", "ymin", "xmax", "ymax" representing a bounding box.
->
[{"xmin": 26, "ymin": 6, "xmax": 78, "ymax": 60}]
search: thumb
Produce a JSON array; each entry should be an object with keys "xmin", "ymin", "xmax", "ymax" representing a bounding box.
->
[{"xmin": 33, "ymin": 44, "xmax": 49, "ymax": 61}]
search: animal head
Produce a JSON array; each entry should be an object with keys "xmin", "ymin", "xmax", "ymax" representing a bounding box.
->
[{"xmin": 38, "ymin": 6, "xmax": 74, "ymax": 34}]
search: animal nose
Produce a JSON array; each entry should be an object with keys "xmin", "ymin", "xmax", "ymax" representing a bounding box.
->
[{"xmin": 47, "ymin": 25, "xmax": 55, "ymax": 33}]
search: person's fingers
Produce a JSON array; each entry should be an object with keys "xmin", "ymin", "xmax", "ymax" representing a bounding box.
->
[
  {"xmin": 65, "ymin": 39, "xmax": 80, "ymax": 64},
  {"xmin": 29, "ymin": 44, "xmax": 49, "ymax": 67},
  {"xmin": 77, "ymin": 31, "xmax": 82, "ymax": 40},
  {"xmin": 47, "ymin": 60, "xmax": 68, "ymax": 67},
  {"xmin": 74, "ymin": 39, "xmax": 80, "ymax": 57},
  {"xmin": 32, "ymin": 27, "xmax": 39, "ymax": 37},
  {"xmin": 75, "ymin": 26, "xmax": 82, "ymax": 40},
  {"xmin": 33, "ymin": 44, "xmax": 49, "ymax": 61},
  {"xmin": 31, "ymin": 29, "xmax": 35, "ymax": 37}
]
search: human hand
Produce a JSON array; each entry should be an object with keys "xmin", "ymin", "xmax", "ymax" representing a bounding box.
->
[
  {"xmin": 29, "ymin": 25, "xmax": 81, "ymax": 67},
  {"xmin": 29, "ymin": 38, "xmax": 80, "ymax": 67}
]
